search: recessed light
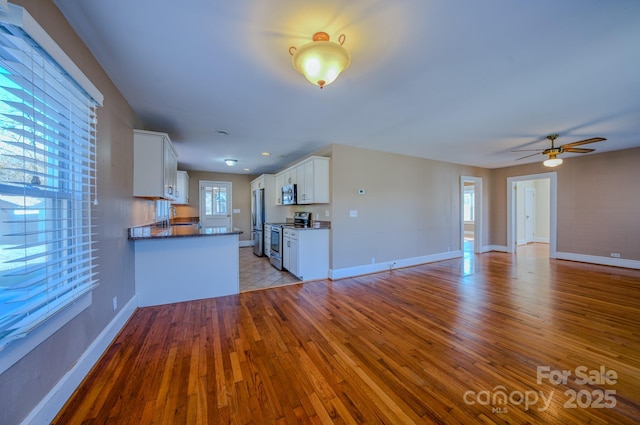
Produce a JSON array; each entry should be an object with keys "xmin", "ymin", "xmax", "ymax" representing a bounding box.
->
[
  {"xmin": 243, "ymin": 168, "xmax": 251, "ymax": 172},
  {"xmin": 261, "ymin": 152, "xmax": 270, "ymax": 156},
  {"xmin": 224, "ymin": 159, "xmax": 237, "ymax": 166}
]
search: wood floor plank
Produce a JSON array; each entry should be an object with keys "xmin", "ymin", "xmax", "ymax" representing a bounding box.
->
[{"xmin": 54, "ymin": 249, "xmax": 640, "ymax": 424}]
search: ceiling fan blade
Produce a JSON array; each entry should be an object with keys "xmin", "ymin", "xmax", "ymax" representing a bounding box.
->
[
  {"xmin": 516, "ymin": 152, "xmax": 543, "ymax": 160},
  {"xmin": 562, "ymin": 148, "xmax": 595, "ymax": 153},
  {"xmin": 561, "ymin": 137, "xmax": 606, "ymax": 148},
  {"xmin": 510, "ymin": 149, "xmax": 544, "ymax": 152}
]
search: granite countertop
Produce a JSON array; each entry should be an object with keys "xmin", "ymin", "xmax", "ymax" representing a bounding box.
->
[{"xmin": 128, "ymin": 222, "xmax": 243, "ymax": 240}]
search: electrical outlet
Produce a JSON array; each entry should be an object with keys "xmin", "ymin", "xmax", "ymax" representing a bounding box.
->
[
  {"xmin": 610, "ymin": 252, "xmax": 621, "ymax": 258},
  {"xmin": 112, "ymin": 297, "xmax": 118, "ymax": 311},
  {"xmin": 372, "ymin": 257, "xmax": 376, "ymax": 264}
]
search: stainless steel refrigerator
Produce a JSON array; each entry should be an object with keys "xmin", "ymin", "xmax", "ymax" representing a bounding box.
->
[{"xmin": 251, "ymin": 188, "xmax": 265, "ymax": 256}]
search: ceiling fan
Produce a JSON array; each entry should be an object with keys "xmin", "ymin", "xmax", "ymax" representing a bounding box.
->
[{"xmin": 512, "ymin": 134, "xmax": 606, "ymax": 167}]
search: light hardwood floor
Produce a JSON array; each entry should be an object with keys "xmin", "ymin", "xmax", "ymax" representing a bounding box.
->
[{"xmin": 54, "ymin": 251, "xmax": 640, "ymax": 424}]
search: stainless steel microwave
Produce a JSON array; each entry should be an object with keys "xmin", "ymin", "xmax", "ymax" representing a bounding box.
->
[{"xmin": 282, "ymin": 184, "xmax": 297, "ymax": 205}]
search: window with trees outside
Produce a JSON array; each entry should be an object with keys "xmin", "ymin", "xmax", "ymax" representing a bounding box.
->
[{"xmin": 0, "ymin": 4, "xmax": 102, "ymax": 362}]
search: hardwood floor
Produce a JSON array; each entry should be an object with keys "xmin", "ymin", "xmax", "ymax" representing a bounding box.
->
[{"xmin": 54, "ymin": 252, "xmax": 640, "ymax": 424}]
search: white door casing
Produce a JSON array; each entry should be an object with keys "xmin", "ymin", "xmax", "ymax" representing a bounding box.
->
[{"xmin": 507, "ymin": 173, "xmax": 557, "ymax": 258}]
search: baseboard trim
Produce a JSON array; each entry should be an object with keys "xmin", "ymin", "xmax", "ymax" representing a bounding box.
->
[
  {"xmin": 330, "ymin": 251, "xmax": 463, "ymax": 280},
  {"xmin": 556, "ymin": 252, "xmax": 640, "ymax": 270},
  {"xmin": 239, "ymin": 240, "xmax": 253, "ymax": 248},
  {"xmin": 22, "ymin": 296, "xmax": 138, "ymax": 425},
  {"xmin": 484, "ymin": 245, "xmax": 508, "ymax": 253}
]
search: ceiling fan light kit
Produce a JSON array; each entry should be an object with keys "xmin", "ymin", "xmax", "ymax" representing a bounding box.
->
[
  {"xmin": 513, "ymin": 134, "xmax": 606, "ymax": 167},
  {"xmin": 543, "ymin": 156, "xmax": 563, "ymax": 167},
  {"xmin": 289, "ymin": 32, "xmax": 351, "ymax": 89}
]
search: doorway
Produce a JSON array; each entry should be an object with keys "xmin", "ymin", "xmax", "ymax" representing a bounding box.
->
[
  {"xmin": 199, "ymin": 180, "xmax": 232, "ymax": 228},
  {"xmin": 460, "ymin": 176, "xmax": 482, "ymax": 254},
  {"xmin": 507, "ymin": 173, "xmax": 557, "ymax": 258},
  {"xmin": 524, "ymin": 187, "xmax": 536, "ymax": 244}
]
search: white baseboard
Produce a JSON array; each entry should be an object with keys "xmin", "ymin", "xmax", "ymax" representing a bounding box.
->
[
  {"xmin": 22, "ymin": 296, "xmax": 138, "ymax": 425},
  {"xmin": 330, "ymin": 250, "xmax": 463, "ymax": 280},
  {"xmin": 556, "ymin": 252, "xmax": 640, "ymax": 270},
  {"xmin": 534, "ymin": 237, "xmax": 550, "ymax": 243},
  {"xmin": 239, "ymin": 240, "xmax": 253, "ymax": 248},
  {"xmin": 484, "ymin": 245, "xmax": 508, "ymax": 253}
]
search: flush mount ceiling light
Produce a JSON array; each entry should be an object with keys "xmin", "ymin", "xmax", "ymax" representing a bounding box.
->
[
  {"xmin": 224, "ymin": 159, "xmax": 237, "ymax": 166},
  {"xmin": 289, "ymin": 32, "xmax": 351, "ymax": 89}
]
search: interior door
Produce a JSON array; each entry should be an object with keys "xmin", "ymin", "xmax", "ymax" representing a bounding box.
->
[
  {"xmin": 524, "ymin": 188, "xmax": 535, "ymax": 243},
  {"xmin": 200, "ymin": 180, "xmax": 232, "ymax": 228}
]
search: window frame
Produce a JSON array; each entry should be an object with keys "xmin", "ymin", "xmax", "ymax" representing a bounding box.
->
[{"xmin": 0, "ymin": 3, "xmax": 102, "ymax": 374}]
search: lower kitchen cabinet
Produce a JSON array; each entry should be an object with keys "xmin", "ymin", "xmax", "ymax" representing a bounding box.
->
[{"xmin": 283, "ymin": 227, "xmax": 329, "ymax": 280}]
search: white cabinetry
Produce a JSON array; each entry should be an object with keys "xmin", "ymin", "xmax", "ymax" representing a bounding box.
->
[
  {"xmin": 274, "ymin": 173, "xmax": 284, "ymax": 205},
  {"xmin": 283, "ymin": 227, "xmax": 298, "ymax": 276},
  {"xmin": 173, "ymin": 171, "xmax": 189, "ymax": 205},
  {"xmin": 134, "ymin": 130, "xmax": 178, "ymax": 200},
  {"xmin": 283, "ymin": 228, "xmax": 329, "ymax": 280},
  {"xmin": 297, "ymin": 157, "xmax": 329, "ymax": 204},
  {"xmin": 274, "ymin": 156, "xmax": 329, "ymax": 205},
  {"xmin": 251, "ymin": 175, "xmax": 265, "ymax": 192}
]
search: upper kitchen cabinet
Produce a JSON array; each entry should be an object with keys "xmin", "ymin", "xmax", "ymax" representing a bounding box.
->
[
  {"xmin": 297, "ymin": 156, "xmax": 329, "ymax": 204},
  {"xmin": 251, "ymin": 174, "xmax": 265, "ymax": 192},
  {"xmin": 274, "ymin": 173, "xmax": 284, "ymax": 205},
  {"xmin": 274, "ymin": 156, "xmax": 330, "ymax": 205},
  {"xmin": 172, "ymin": 170, "xmax": 190, "ymax": 205},
  {"xmin": 133, "ymin": 129, "xmax": 178, "ymax": 200}
]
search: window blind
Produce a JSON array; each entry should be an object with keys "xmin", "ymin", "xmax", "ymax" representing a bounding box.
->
[{"xmin": 0, "ymin": 7, "xmax": 100, "ymax": 349}]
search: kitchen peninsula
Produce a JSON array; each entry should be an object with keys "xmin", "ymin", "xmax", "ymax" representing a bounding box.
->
[{"xmin": 129, "ymin": 223, "xmax": 242, "ymax": 307}]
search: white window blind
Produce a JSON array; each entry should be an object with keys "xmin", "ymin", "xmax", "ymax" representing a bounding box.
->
[{"xmin": 0, "ymin": 5, "xmax": 101, "ymax": 350}]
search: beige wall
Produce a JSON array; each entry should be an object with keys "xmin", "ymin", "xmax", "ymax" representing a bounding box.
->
[
  {"xmin": 329, "ymin": 144, "xmax": 491, "ymax": 270},
  {"xmin": 174, "ymin": 171, "xmax": 254, "ymax": 241},
  {"xmin": 1, "ymin": 1, "xmax": 147, "ymax": 424},
  {"xmin": 490, "ymin": 147, "xmax": 640, "ymax": 260}
]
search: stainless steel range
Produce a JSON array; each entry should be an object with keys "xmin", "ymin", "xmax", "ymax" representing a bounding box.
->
[
  {"xmin": 269, "ymin": 224, "xmax": 284, "ymax": 270},
  {"xmin": 269, "ymin": 212, "xmax": 312, "ymax": 270}
]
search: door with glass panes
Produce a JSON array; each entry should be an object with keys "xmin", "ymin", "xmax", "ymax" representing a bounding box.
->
[{"xmin": 199, "ymin": 181, "xmax": 232, "ymax": 228}]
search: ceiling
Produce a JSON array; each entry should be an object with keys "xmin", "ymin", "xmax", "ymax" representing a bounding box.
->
[{"xmin": 52, "ymin": 0, "xmax": 640, "ymax": 174}]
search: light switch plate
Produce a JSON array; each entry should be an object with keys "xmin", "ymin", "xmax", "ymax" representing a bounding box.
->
[{"xmin": 349, "ymin": 210, "xmax": 358, "ymax": 218}]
